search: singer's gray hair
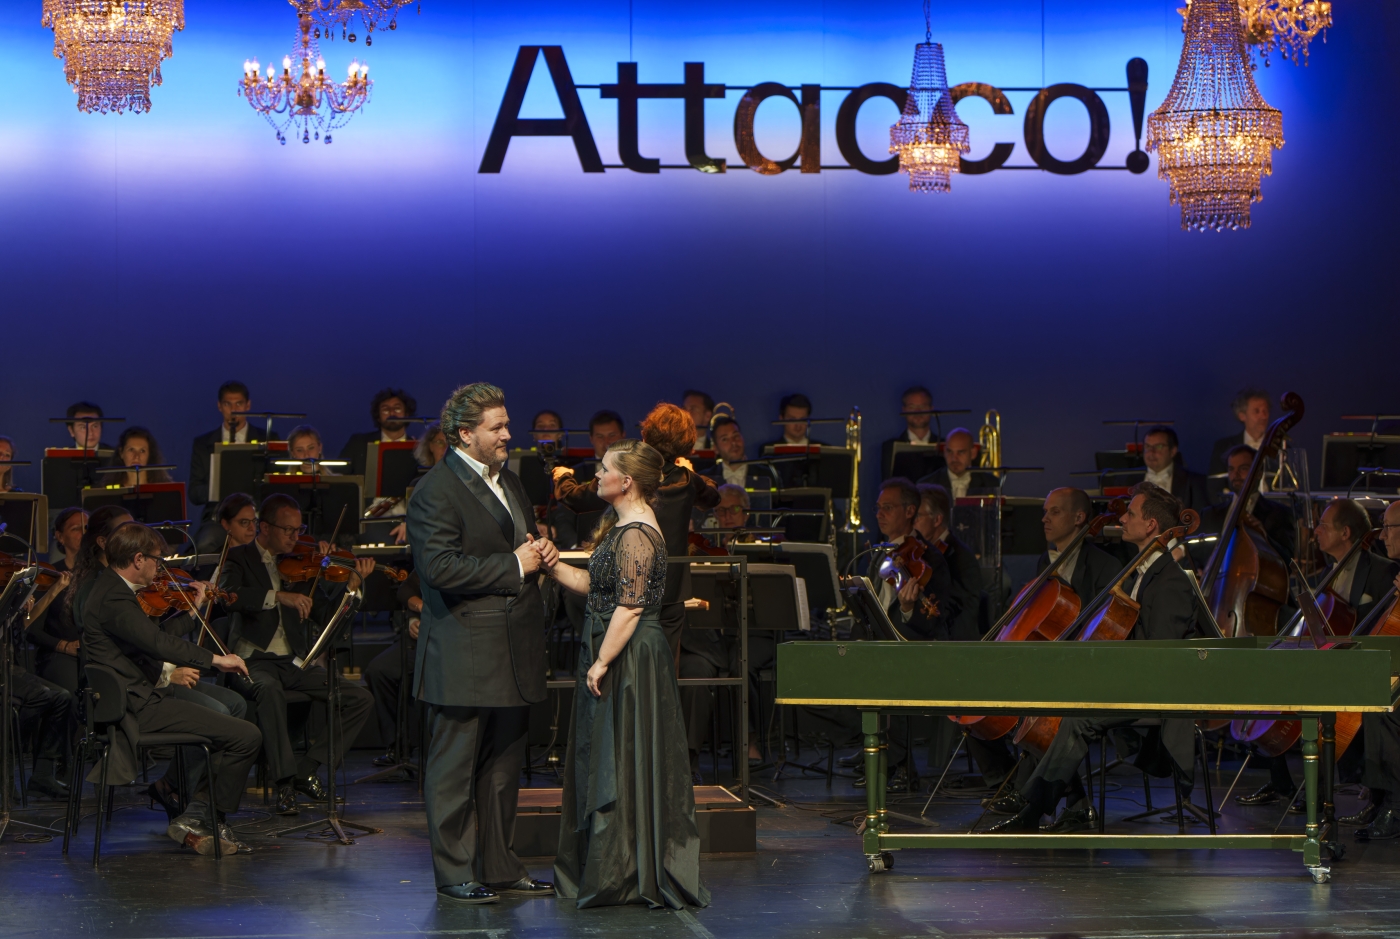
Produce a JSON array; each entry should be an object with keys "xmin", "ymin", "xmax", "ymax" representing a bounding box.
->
[{"xmin": 441, "ymin": 383, "xmax": 506, "ymax": 445}]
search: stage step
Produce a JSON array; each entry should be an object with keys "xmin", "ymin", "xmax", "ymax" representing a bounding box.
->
[{"xmin": 516, "ymin": 786, "xmax": 756, "ymax": 856}]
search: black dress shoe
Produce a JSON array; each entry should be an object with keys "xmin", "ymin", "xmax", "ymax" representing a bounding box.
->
[
  {"xmin": 489, "ymin": 877, "xmax": 554, "ymax": 897},
  {"xmin": 981, "ymin": 792, "xmax": 1027, "ymax": 816},
  {"xmin": 437, "ymin": 883, "xmax": 499, "ymax": 904},
  {"xmin": 1361, "ymin": 807, "xmax": 1400, "ymax": 841},
  {"xmin": 293, "ymin": 774, "xmax": 328, "ymax": 802},
  {"xmin": 1289, "ymin": 793, "xmax": 1308, "ymax": 815},
  {"xmin": 837, "ymin": 751, "xmax": 864, "ymax": 768},
  {"xmin": 1234, "ymin": 784, "xmax": 1282, "ymax": 806},
  {"xmin": 27, "ymin": 775, "xmax": 70, "ymax": 800},
  {"xmin": 984, "ymin": 805, "xmax": 1043, "ymax": 833},
  {"xmin": 853, "ymin": 766, "xmax": 908, "ymax": 791},
  {"xmin": 372, "ymin": 752, "xmax": 397, "ymax": 768},
  {"xmin": 1340, "ymin": 802, "xmax": 1379, "ymax": 827},
  {"xmin": 275, "ymin": 784, "xmax": 300, "ymax": 816},
  {"xmin": 146, "ymin": 781, "xmax": 183, "ymax": 821},
  {"xmin": 1041, "ymin": 806, "xmax": 1095, "ymax": 833}
]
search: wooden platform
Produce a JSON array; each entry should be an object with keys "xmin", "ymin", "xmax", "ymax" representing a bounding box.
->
[{"xmin": 516, "ymin": 785, "xmax": 756, "ymax": 856}]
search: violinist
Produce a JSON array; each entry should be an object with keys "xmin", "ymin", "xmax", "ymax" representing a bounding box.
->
[
  {"xmin": 105, "ymin": 426, "xmax": 173, "ymax": 485},
  {"xmin": 872, "ymin": 478, "xmax": 952, "ymax": 640},
  {"xmin": 1197, "ymin": 445, "xmax": 1294, "ymax": 563},
  {"xmin": 1141, "ymin": 426, "xmax": 1210, "ymax": 511},
  {"xmin": 917, "ymin": 428, "xmax": 998, "ymax": 500},
  {"xmin": 26, "ymin": 508, "xmax": 86, "ymax": 695},
  {"xmin": 219, "ymin": 493, "xmax": 374, "ymax": 816},
  {"xmin": 988, "ymin": 482, "xmax": 1203, "ymax": 834},
  {"xmin": 339, "ymin": 387, "xmax": 417, "ymax": 478},
  {"xmin": 1036, "ymin": 488, "xmax": 1123, "ymax": 603},
  {"xmin": 915, "ymin": 483, "xmax": 983, "ymax": 638},
  {"xmin": 80, "ymin": 521, "xmax": 261, "ymax": 855}
]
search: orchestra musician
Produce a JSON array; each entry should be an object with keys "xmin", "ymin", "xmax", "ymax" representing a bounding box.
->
[
  {"xmin": 1141, "ymin": 425, "xmax": 1210, "ymax": 511},
  {"xmin": 0, "ymin": 435, "xmax": 15, "ymax": 491},
  {"xmin": 218, "ymin": 493, "xmax": 375, "ymax": 816},
  {"xmin": 551, "ymin": 410, "xmax": 626, "ymax": 549},
  {"xmin": 531, "ymin": 410, "xmax": 564, "ymax": 444},
  {"xmin": 764, "ymin": 394, "xmax": 827, "ymax": 488},
  {"xmin": 366, "ymin": 571, "xmax": 422, "ymax": 768},
  {"xmin": 914, "ymin": 483, "xmax": 983, "ymax": 637},
  {"xmin": 1352, "ymin": 500, "xmax": 1400, "ymax": 839},
  {"xmin": 80, "ymin": 521, "xmax": 261, "ymax": 855},
  {"xmin": 106, "ymin": 427, "xmax": 172, "ymax": 485},
  {"xmin": 1037, "ymin": 488, "xmax": 1123, "ymax": 601},
  {"xmin": 701, "ymin": 416, "xmax": 780, "ymax": 491},
  {"xmin": 26, "ymin": 508, "xmax": 86, "ymax": 695},
  {"xmin": 286, "ymin": 425, "xmax": 336, "ymax": 475},
  {"xmin": 988, "ymin": 482, "xmax": 1203, "ymax": 833},
  {"xmin": 918, "ymin": 427, "xmax": 998, "ymax": 499},
  {"xmin": 872, "ymin": 478, "xmax": 952, "ymax": 640},
  {"xmin": 1210, "ymin": 387, "xmax": 1271, "ymax": 478},
  {"xmin": 1196, "ymin": 444, "xmax": 1295, "ymax": 562},
  {"xmin": 339, "ymin": 387, "xmax": 417, "ymax": 478},
  {"xmin": 189, "ymin": 381, "xmax": 277, "ymax": 543},
  {"xmin": 881, "ymin": 386, "xmax": 944, "ymax": 479},
  {"xmin": 63, "ymin": 401, "xmax": 109, "ymax": 451},
  {"xmin": 682, "ymin": 390, "xmax": 715, "ymax": 451}
]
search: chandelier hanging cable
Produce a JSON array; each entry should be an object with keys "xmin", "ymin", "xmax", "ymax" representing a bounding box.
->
[
  {"xmin": 1180, "ymin": 0, "xmax": 1332, "ymax": 66},
  {"xmin": 1148, "ymin": 0, "xmax": 1284, "ymax": 232},
  {"xmin": 41, "ymin": 0, "xmax": 185, "ymax": 114},
  {"xmin": 889, "ymin": 0, "xmax": 970, "ymax": 194},
  {"xmin": 239, "ymin": 13, "xmax": 372, "ymax": 145},
  {"xmin": 291, "ymin": 0, "xmax": 416, "ymax": 46}
]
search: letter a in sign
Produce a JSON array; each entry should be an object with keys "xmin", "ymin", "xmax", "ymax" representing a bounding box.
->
[{"xmin": 479, "ymin": 46, "xmax": 604, "ymax": 173}]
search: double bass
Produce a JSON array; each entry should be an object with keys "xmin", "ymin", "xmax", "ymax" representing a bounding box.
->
[
  {"xmin": 1015, "ymin": 510, "xmax": 1199, "ymax": 755},
  {"xmin": 1199, "ymin": 392, "xmax": 1304, "ymax": 637},
  {"xmin": 949, "ymin": 501, "xmax": 1124, "ymax": 742}
]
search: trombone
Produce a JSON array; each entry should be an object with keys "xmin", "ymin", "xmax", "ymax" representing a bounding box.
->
[{"xmin": 978, "ymin": 409, "xmax": 1002, "ymax": 478}]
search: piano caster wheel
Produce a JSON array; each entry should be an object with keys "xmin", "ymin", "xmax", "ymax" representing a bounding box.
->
[
  {"xmin": 1308, "ymin": 865, "xmax": 1331, "ymax": 884},
  {"xmin": 867, "ymin": 851, "xmax": 895, "ymax": 873}
]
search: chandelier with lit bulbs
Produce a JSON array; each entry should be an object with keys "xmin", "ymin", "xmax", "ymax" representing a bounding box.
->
[
  {"xmin": 41, "ymin": 0, "xmax": 185, "ymax": 114},
  {"xmin": 1181, "ymin": 0, "xmax": 1332, "ymax": 64},
  {"xmin": 889, "ymin": 1, "xmax": 970, "ymax": 194},
  {"xmin": 1148, "ymin": 0, "xmax": 1285, "ymax": 231},
  {"xmin": 291, "ymin": 0, "xmax": 415, "ymax": 46},
  {"xmin": 239, "ymin": 14, "xmax": 372, "ymax": 145}
]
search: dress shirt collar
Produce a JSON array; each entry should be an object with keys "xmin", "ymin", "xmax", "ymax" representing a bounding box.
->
[
  {"xmin": 1243, "ymin": 429, "xmax": 1264, "ymax": 450},
  {"xmin": 221, "ymin": 423, "xmax": 249, "ymax": 444},
  {"xmin": 118, "ymin": 572, "xmax": 142, "ymax": 594},
  {"xmin": 454, "ymin": 446, "xmax": 502, "ymax": 483},
  {"xmin": 907, "ymin": 429, "xmax": 933, "ymax": 445},
  {"xmin": 1145, "ymin": 465, "xmax": 1173, "ymax": 490}
]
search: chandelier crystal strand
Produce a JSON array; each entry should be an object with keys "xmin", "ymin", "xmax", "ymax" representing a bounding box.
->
[
  {"xmin": 889, "ymin": 3, "xmax": 969, "ymax": 194},
  {"xmin": 42, "ymin": 0, "xmax": 185, "ymax": 114},
  {"xmin": 1179, "ymin": 0, "xmax": 1332, "ymax": 65},
  {"xmin": 1148, "ymin": 0, "xmax": 1284, "ymax": 232},
  {"xmin": 290, "ymin": 0, "xmax": 414, "ymax": 45},
  {"xmin": 239, "ymin": 14, "xmax": 371, "ymax": 145}
]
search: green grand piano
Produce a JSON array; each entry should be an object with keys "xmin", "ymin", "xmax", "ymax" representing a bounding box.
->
[{"xmin": 775, "ymin": 636, "xmax": 1400, "ymax": 882}]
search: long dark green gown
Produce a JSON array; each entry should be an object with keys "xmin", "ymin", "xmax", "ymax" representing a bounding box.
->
[{"xmin": 554, "ymin": 521, "xmax": 710, "ymax": 910}]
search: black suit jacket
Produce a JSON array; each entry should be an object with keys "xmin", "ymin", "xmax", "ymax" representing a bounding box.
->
[
  {"xmin": 219, "ymin": 542, "xmax": 330, "ymax": 659},
  {"xmin": 81, "ymin": 568, "xmax": 214, "ymax": 703},
  {"xmin": 940, "ymin": 533, "xmax": 985, "ymax": 638},
  {"xmin": 1346, "ymin": 550, "xmax": 1400, "ymax": 625},
  {"xmin": 880, "ymin": 432, "xmax": 944, "ymax": 480},
  {"xmin": 655, "ymin": 464, "xmax": 719, "ymax": 605},
  {"xmin": 882, "ymin": 536, "xmax": 956, "ymax": 641},
  {"xmin": 917, "ymin": 466, "xmax": 1000, "ymax": 497},
  {"xmin": 407, "ymin": 456, "xmax": 546, "ymax": 708},
  {"xmin": 700, "ymin": 462, "xmax": 781, "ymax": 492},
  {"xmin": 1208, "ymin": 432, "xmax": 1248, "ymax": 501},
  {"xmin": 1168, "ymin": 466, "xmax": 1211, "ymax": 512},
  {"xmin": 1035, "ymin": 541, "xmax": 1124, "ymax": 609},
  {"xmin": 1130, "ymin": 553, "xmax": 1202, "ymax": 642},
  {"xmin": 188, "ymin": 425, "xmax": 278, "ymax": 509}
]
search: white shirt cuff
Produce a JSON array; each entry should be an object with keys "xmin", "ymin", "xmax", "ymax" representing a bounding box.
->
[
  {"xmin": 263, "ymin": 589, "xmax": 278, "ymax": 610},
  {"xmin": 157, "ymin": 661, "xmax": 176, "ymax": 689},
  {"xmin": 516, "ymin": 555, "xmax": 524, "ymax": 578}
]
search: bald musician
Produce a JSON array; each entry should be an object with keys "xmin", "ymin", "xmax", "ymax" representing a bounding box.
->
[
  {"xmin": 918, "ymin": 428, "xmax": 997, "ymax": 500},
  {"xmin": 1037, "ymin": 488, "xmax": 1123, "ymax": 603}
]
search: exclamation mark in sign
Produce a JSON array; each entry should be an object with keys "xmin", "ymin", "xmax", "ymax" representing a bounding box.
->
[{"xmin": 1126, "ymin": 57, "xmax": 1150, "ymax": 173}]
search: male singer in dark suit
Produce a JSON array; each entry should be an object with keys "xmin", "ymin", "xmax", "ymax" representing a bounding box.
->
[
  {"xmin": 220, "ymin": 493, "xmax": 375, "ymax": 815},
  {"xmin": 190, "ymin": 381, "xmax": 278, "ymax": 550},
  {"xmin": 408, "ymin": 382, "xmax": 555, "ymax": 905},
  {"xmin": 338, "ymin": 387, "xmax": 417, "ymax": 478}
]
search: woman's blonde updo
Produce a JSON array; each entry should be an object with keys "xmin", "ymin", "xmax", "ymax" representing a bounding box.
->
[{"xmin": 585, "ymin": 438, "xmax": 665, "ymax": 548}]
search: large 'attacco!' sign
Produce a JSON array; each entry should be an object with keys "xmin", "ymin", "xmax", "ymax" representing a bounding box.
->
[{"xmin": 480, "ymin": 46, "xmax": 1152, "ymax": 177}]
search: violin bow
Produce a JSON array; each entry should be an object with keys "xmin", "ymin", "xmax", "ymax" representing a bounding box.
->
[
  {"xmin": 306, "ymin": 505, "xmax": 348, "ymax": 601},
  {"xmin": 201, "ymin": 532, "xmax": 232, "ymax": 627},
  {"xmin": 157, "ymin": 560, "xmax": 232, "ymax": 656}
]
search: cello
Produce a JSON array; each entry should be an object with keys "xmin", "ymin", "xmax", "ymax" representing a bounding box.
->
[
  {"xmin": 1199, "ymin": 392, "xmax": 1304, "ymax": 637},
  {"xmin": 1319, "ymin": 583, "xmax": 1400, "ymax": 760},
  {"xmin": 1015, "ymin": 510, "xmax": 1199, "ymax": 755},
  {"xmin": 949, "ymin": 502, "xmax": 1124, "ymax": 742}
]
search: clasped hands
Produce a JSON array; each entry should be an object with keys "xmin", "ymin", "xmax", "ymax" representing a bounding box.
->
[{"xmin": 515, "ymin": 533, "xmax": 560, "ymax": 576}]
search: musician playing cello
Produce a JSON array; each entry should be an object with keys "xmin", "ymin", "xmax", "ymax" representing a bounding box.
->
[
  {"xmin": 1037, "ymin": 488, "xmax": 1122, "ymax": 603},
  {"xmin": 988, "ymin": 482, "xmax": 1204, "ymax": 834}
]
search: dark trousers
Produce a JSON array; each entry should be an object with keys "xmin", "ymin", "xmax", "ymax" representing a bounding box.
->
[
  {"xmin": 132, "ymin": 693, "xmax": 262, "ymax": 814},
  {"xmin": 9, "ymin": 667, "xmax": 75, "ymax": 774},
  {"xmin": 423, "ymin": 703, "xmax": 530, "ymax": 888},
  {"xmin": 36, "ymin": 653, "xmax": 80, "ymax": 698},
  {"xmin": 1259, "ymin": 753, "xmax": 1295, "ymax": 793},
  {"xmin": 1025, "ymin": 717, "xmax": 1137, "ymax": 816},
  {"xmin": 247, "ymin": 656, "xmax": 374, "ymax": 782},
  {"xmin": 1362, "ymin": 711, "xmax": 1400, "ymax": 796},
  {"xmin": 161, "ymin": 682, "xmax": 250, "ymax": 798},
  {"xmin": 364, "ymin": 640, "xmax": 416, "ymax": 748}
]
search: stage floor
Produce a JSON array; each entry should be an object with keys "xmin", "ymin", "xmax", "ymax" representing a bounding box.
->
[{"xmin": 3, "ymin": 752, "xmax": 1399, "ymax": 939}]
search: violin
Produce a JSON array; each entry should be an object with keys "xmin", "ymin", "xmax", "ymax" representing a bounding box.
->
[
  {"xmin": 138, "ymin": 569, "xmax": 237, "ymax": 618},
  {"xmin": 688, "ymin": 532, "xmax": 728, "ymax": 558},
  {"xmin": 950, "ymin": 502, "xmax": 1124, "ymax": 742},
  {"xmin": 0, "ymin": 553, "xmax": 62, "ymax": 591},
  {"xmin": 276, "ymin": 537, "xmax": 408, "ymax": 584},
  {"xmin": 876, "ymin": 535, "xmax": 940, "ymax": 619},
  {"xmin": 1015, "ymin": 509, "xmax": 1199, "ymax": 755},
  {"xmin": 1200, "ymin": 392, "xmax": 1303, "ymax": 637}
]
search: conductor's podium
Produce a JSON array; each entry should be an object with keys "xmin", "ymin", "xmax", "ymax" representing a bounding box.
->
[{"xmin": 776, "ymin": 637, "xmax": 1400, "ymax": 883}]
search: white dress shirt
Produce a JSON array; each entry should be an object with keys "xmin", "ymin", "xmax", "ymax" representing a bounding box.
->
[
  {"xmin": 721, "ymin": 462, "xmax": 747, "ymax": 487},
  {"xmin": 221, "ymin": 424, "xmax": 250, "ymax": 445},
  {"xmin": 1046, "ymin": 540, "xmax": 1083, "ymax": 587},
  {"xmin": 780, "ymin": 436, "xmax": 810, "ymax": 447},
  {"xmin": 1129, "ymin": 550, "xmax": 1164, "ymax": 601},
  {"xmin": 948, "ymin": 470, "xmax": 972, "ymax": 500},
  {"xmin": 1331, "ymin": 551, "xmax": 1361, "ymax": 605},
  {"xmin": 1145, "ymin": 465, "xmax": 1173, "ymax": 491},
  {"xmin": 233, "ymin": 541, "xmax": 292, "ymax": 658},
  {"xmin": 454, "ymin": 448, "xmax": 524, "ymax": 576},
  {"xmin": 906, "ymin": 430, "xmax": 934, "ymax": 446}
]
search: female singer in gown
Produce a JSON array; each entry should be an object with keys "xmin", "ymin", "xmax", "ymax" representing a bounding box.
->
[{"xmin": 543, "ymin": 439, "xmax": 710, "ymax": 910}]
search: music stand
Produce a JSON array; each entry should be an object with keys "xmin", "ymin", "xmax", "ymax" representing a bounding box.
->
[
  {"xmin": 209, "ymin": 441, "xmax": 289, "ymax": 504},
  {"xmin": 364, "ymin": 442, "xmax": 419, "ymax": 503},
  {"xmin": 81, "ymin": 484, "xmax": 188, "ymax": 543},
  {"xmin": 840, "ymin": 575, "xmax": 904, "ymax": 641},
  {"xmin": 277, "ymin": 587, "xmax": 382, "ymax": 845},
  {"xmin": 41, "ymin": 449, "xmax": 112, "ymax": 516},
  {"xmin": 0, "ymin": 495, "xmax": 49, "ymax": 555},
  {"xmin": 731, "ymin": 542, "xmax": 841, "ymax": 620},
  {"xmin": 1322, "ymin": 433, "xmax": 1400, "ymax": 491},
  {"xmin": 759, "ymin": 488, "xmax": 831, "ymax": 544},
  {"xmin": 259, "ymin": 475, "xmax": 364, "ymax": 543},
  {"xmin": 888, "ymin": 442, "xmax": 946, "ymax": 482},
  {"xmin": 1, "ymin": 566, "xmax": 61, "ymax": 842}
]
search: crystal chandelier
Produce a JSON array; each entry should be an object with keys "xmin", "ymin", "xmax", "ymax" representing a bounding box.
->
[
  {"xmin": 1180, "ymin": 0, "xmax": 1332, "ymax": 65},
  {"xmin": 41, "ymin": 0, "xmax": 185, "ymax": 114},
  {"xmin": 889, "ymin": 2, "xmax": 970, "ymax": 194},
  {"xmin": 239, "ymin": 14, "xmax": 372, "ymax": 145},
  {"xmin": 291, "ymin": 0, "xmax": 415, "ymax": 46},
  {"xmin": 1147, "ymin": 0, "xmax": 1285, "ymax": 232}
]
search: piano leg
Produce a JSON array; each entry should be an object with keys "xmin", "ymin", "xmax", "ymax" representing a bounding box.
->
[
  {"xmin": 1319, "ymin": 714, "xmax": 1345, "ymax": 863},
  {"xmin": 861, "ymin": 710, "xmax": 893, "ymax": 872},
  {"xmin": 1302, "ymin": 718, "xmax": 1329, "ymax": 883}
]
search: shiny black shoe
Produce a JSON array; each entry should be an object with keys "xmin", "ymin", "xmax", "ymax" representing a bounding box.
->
[
  {"xmin": 1360, "ymin": 807, "xmax": 1400, "ymax": 841},
  {"xmin": 218, "ymin": 822, "xmax": 253, "ymax": 854},
  {"xmin": 372, "ymin": 752, "xmax": 397, "ymax": 768},
  {"xmin": 1040, "ymin": 806, "xmax": 1095, "ymax": 833},
  {"xmin": 293, "ymin": 773, "xmax": 328, "ymax": 802},
  {"xmin": 275, "ymin": 784, "xmax": 300, "ymax": 816},
  {"xmin": 981, "ymin": 792, "xmax": 1027, "ymax": 816},
  {"xmin": 27, "ymin": 775, "xmax": 70, "ymax": 801},
  {"xmin": 146, "ymin": 780, "xmax": 183, "ymax": 821},
  {"xmin": 1340, "ymin": 802, "xmax": 1379, "ymax": 827},
  {"xmin": 437, "ymin": 883, "xmax": 500, "ymax": 904},
  {"xmin": 836, "ymin": 751, "xmax": 864, "ymax": 768},
  {"xmin": 1288, "ymin": 793, "xmax": 1308, "ymax": 815},
  {"xmin": 983, "ymin": 805, "xmax": 1043, "ymax": 833},
  {"xmin": 1234, "ymin": 784, "xmax": 1282, "ymax": 806},
  {"xmin": 489, "ymin": 877, "xmax": 554, "ymax": 897}
]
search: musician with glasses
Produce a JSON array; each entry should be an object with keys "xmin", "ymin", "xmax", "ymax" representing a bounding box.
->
[
  {"xmin": 339, "ymin": 387, "xmax": 417, "ymax": 478},
  {"xmin": 219, "ymin": 493, "xmax": 375, "ymax": 816},
  {"xmin": 1140, "ymin": 425, "xmax": 1210, "ymax": 511}
]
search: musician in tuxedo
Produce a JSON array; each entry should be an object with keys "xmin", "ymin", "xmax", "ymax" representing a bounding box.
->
[
  {"xmin": 365, "ymin": 571, "xmax": 422, "ymax": 768},
  {"xmin": 763, "ymin": 393, "xmax": 829, "ymax": 488},
  {"xmin": 1196, "ymin": 445, "xmax": 1295, "ymax": 563},
  {"xmin": 918, "ymin": 428, "xmax": 998, "ymax": 499},
  {"xmin": 701, "ymin": 416, "xmax": 780, "ymax": 491},
  {"xmin": 62, "ymin": 401, "xmax": 111, "ymax": 451},
  {"xmin": 407, "ymin": 382, "xmax": 555, "ymax": 904},
  {"xmin": 989, "ymin": 482, "xmax": 1203, "ymax": 834},
  {"xmin": 219, "ymin": 493, "xmax": 375, "ymax": 816},
  {"xmin": 1209, "ymin": 388, "xmax": 1271, "ymax": 477},
  {"xmin": 881, "ymin": 385, "xmax": 944, "ymax": 479},
  {"xmin": 873, "ymin": 478, "xmax": 954, "ymax": 641},
  {"xmin": 190, "ymin": 382, "xmax": 278, "ymax": 541},
  {"xmin": 914, "ymin": 483, "xmax": 983, "ymax": 638},
  {"xmin": 1141, "ymin": 426, "xmax": 1210, "ymax": 511},
  {"xmin": 338, "ymin": 387, "xmax": 417, "ymax": 478},
  {"xmin": 81, "ymin": 522, "xmax": 260, "ymax": 856},
  {"xmin": 550, "ymin": 410, "xmax": 624, "ymax": 549},
  {"xmin": 1351, "ymin": 500, "xmax": 1400, "ymax": 837},
  {"xmin": 1035, "ymin": 488, "xmax": 1123, "ymax": 602}
]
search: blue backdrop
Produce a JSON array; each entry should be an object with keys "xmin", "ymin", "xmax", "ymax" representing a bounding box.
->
[{"xmin": 1, "ymin": 0, "xmax": 1395, "ymax": 505}]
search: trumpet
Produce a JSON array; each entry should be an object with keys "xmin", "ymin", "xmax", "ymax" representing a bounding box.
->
[
  {"xmin": 978, "ymin": 409, "xmax": 1002, "ymax": 477},
  {"xmin": 844, "ymin": 406, "xmax": 863, "ymax": 533}
]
